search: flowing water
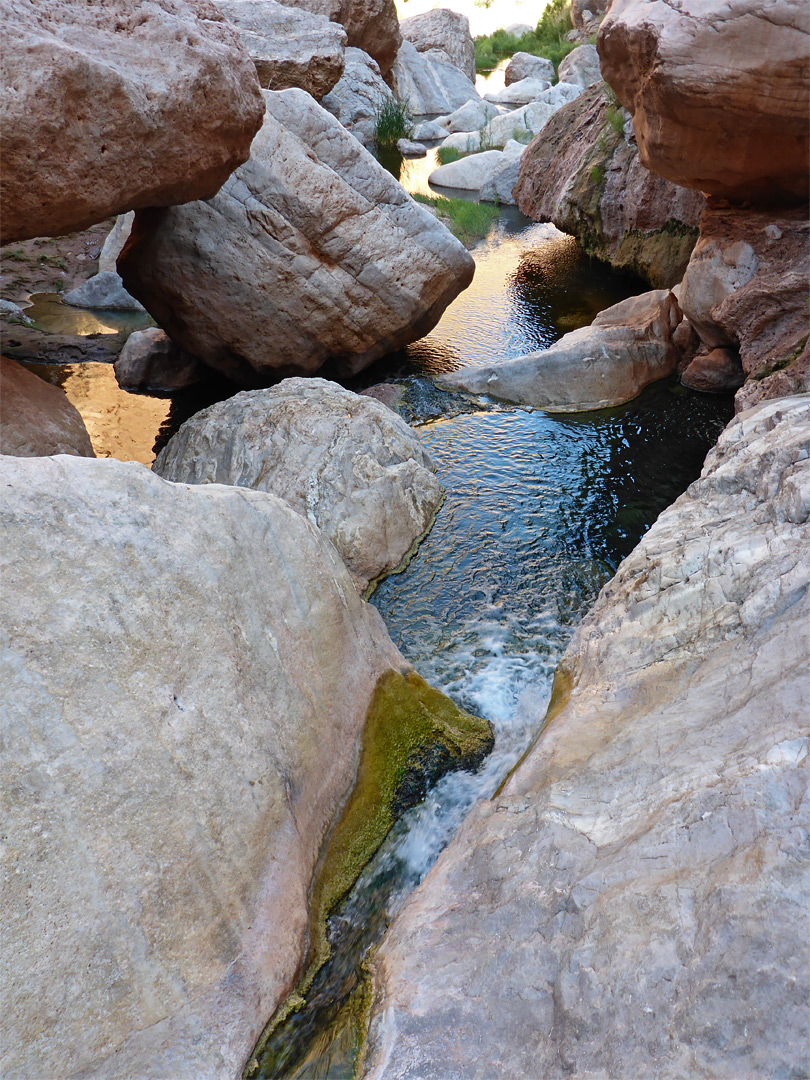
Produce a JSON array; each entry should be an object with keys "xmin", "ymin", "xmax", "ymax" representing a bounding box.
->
[{"xmin": 252, "ymin": 180, "xmax": 734, "ymax": 1076}]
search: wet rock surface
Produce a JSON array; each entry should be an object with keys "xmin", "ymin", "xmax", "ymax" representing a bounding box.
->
[
  {"xmin": 363, "ymin": 393, "xmax": 810, "ymax": 1080},
  {"xmin": 0, "ymin": 354, "xmax": 95, "ymax": 457}
]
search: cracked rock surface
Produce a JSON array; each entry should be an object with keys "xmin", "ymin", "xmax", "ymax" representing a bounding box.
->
[{"xmin": 363, "ymin": 394, "xmax": 810, "ymax": 1080}]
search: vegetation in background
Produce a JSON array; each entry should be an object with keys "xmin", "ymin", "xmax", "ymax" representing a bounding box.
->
[
  {"xmin": 474, "ymin": 0, "xmax": 580, "ymax": 77},
  {"xmin": 414, "ymin": 193, "xmax": 500, "ymax": 245},
  {"xmin": 373, "ymin": 97, "xmax": 413, "ymax": 150}
]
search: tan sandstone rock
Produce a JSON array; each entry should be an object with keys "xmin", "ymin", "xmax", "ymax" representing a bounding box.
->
[
  {"xmin": 400, "ymin": 8, "xmax": 476, "ymax": 82},
  {"xmin": 277, "ymin": 0, "xmax": 401, "ymax": 78},
  {"xmin": 0, "ymin": 0, "xmax": 265, "ymax": 243},
  {"xmin": 0, "ymin": 354, "xmax": 95, "ymax": 457},
  {"xmin": 153, "ymin": 378, "xmax": 444, "ymax": 591},
  {"xmin": 363, "ymin": 393, "xmax": 810, "ymax": 1080},
  {"xmin": 514, "ymin": 82, "xmax": 706, "ymax": 288},
  {"xmin": 597, "ymin": 0, "xmax": 810, "ymax": 203},
  {"xmin": 440, "ymin": 289, "xmax": 682, "ymax": 411},
  {"xmin": 119, "ymin": 89, "xmax": 475, "ymax": 385}
]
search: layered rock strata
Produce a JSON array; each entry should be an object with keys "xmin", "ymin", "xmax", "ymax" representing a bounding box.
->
[
  {"xmin": 119, "ymin": 89, "xmax": 474, "ymax": 384},
  {"xmin": 363, "ymin": 393, "xmax": 810, "ymax": 1080},
  {"xmin": 514, "ymin": 82, "xmax": 706, "ymax": 287},
  {"xmin": 0, "ymin": 0, "xmax": 265, "ymax": 243},
  {"xmin": 153, "ymin": 378, "xmax": 444, "ymax": 591}
]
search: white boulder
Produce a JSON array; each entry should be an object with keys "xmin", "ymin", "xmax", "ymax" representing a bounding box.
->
[
  {"xmin": 484, "ymin": 77, "xmax": 551, "ymax": 106},
  {"xmin": 391, "ymin": 40, "xmax": 480, "ymax": 116},
  {"xmin": 321, "ymin": 46, "xmax": 393, "ymax": 147},
  {"xmin": 434, "ymin": 98, "xmax": 499, "ymax": 134},
  {"xmin": 504, "ymin": 51, "xmax": 556, "ymax": 85},
  {"xmin": 400, "ymin": 8, "xmax": 476, "ymax": 82},
  {"xmin": 62, "ymin": 270, "xmax": 144, "ymax": 312},
  {"xmin": 557, "ymin": 42, "xmax": 602, "ymax": 87},
  {"xmin": 429, "ymin": 150, "xmax": 507, "ymax": 193}
]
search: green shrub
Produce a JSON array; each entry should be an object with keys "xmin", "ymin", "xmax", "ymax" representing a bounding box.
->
[
  {"xmin": 437, "ymin": 145, "xmax": 463, "ymax": 165},
  {"xmin": 606, "ymin": 105, "xmax": 625, "ymax": 134},
  {"xmin": 473, "ymin": 0, "xmax": 578, "ymax": 78},
  {"xmin": 373, "ymin": 97, "xmax": 413, "ymax": 149},
  {"xmin": 413, "ymin": 193, "xmax": 499, "ymax": 245},
  {"xmin": 589, "ymin": 162, "xmax": 605, "ymax": 185}
]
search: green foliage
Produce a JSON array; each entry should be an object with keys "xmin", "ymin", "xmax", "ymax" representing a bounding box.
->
[
  {"xmin": 437, "ymin": 145, "xmax": 463, "ymax": 165},
  {"xmin": 474, "ymin": 0, "xmax": 578, "ymax": 76},
  {"xmin": 606, "ymin": 104, "xmax": 625, "ymax": 134},
  {"xmin": 373, "ymin": 97, "xmax": 413, "ymax": 149},
  {"xmin": 3, "ymin": 248, "xmax": 26, "ymax": 261},
  {"xmin": 590, "ymin": 162, "xmax": 606, "ymax": 185},
  {"xmin": 478, "ymin": 120, "xmax": 494, "ymax": 152},
  {"xmin": 512, "ymin": 126, "xmax": 534, "ymax": 144},
  {"xmin": 413, "ymin": 193, "xmax": 500, "ymax": 244}
]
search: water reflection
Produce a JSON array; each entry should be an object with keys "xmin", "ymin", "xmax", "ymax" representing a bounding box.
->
[{"xmin": 21, "ymin": 292, "xmax": 153, "ymax": 337}]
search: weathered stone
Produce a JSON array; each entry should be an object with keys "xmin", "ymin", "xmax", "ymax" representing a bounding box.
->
[
  {"xmin": 598, "ymin": 0, "xmax": 810, "ymax": 203},
  {"xmin": 0, "ymin": 354, "xmax": 94, "ymax": 457},
  {"xmin": 571, "ymin": 0, "xmax": 610, "ymax": 29},
  {"xmin": 397, "ymin": 138, "xmax": 426, "ymax": 157},
  {"xmin": 99, "ymin": 213, "xmax": 135, "ymax": 274},
  {"xmin": 504, "ymin": 51, "xmax": 555, "ymax": 86},
  {"xmin": 429, "ymin": 151, "xmax": 507, "ymax": 194},
  {"xmin": 440, "ymin": 100, "xmax": 557, "ymax": 153},
  {"xmin": 557, "ymin": 42, "xmax": 601, "ymax": 87},
  {"xmin": 391, "ymin": 40, "xmax": 480, "ymax": 116},
  {"xmin": 400, "ymin": 8, "xmax": 476, "ymax": 82},
  {"xmin": 735, "ymin": 339, "xmax": 810, "ymax": 414},
  {"xmin": 434, "ymin": 99, "xmax": 498, "ymax": 134},
  {"xmin": 0, "ymin": 0, "xmax": 265, "ymax": 243},
  {"xmin": 440, "ymin": 289, "xmax": 681, "ymax": 411},
  {"xmin": 153, "ymin": 378, "xmax": 444, "ymax": 590},
  {"xmin": 1, "ymin": 453, "xmax": 490, "ymax": 1080},
  {"xmin": 364, "ymin": 393, "xmax": 810, "ymax": 1080},
  {"xmin": 679, "ymin": 205, "xmax": 810, "ymax": 406},
  {"xmin": 484, "ymin": 77, "xmax": 551, "ymax": 107},
  {"xmin": 412, "ymin": 119, "xmax": 448, "ymax": 141},
  {"xmin": 681, "ymin": 347, "xmax": 745, "ymax": 393},
  {"xmin": 321, "ymin": 46, "xmax": 393, "ymax": 147},
  {"xmin": 213, "ymin": 0, "xmax": 346, "ymax": 100},
  {"xmin": 514, "ymin": 82, "xmax": 705, "ymax": 287},
  {"xmin": 114, "ymin": 327, "xmax": 211, "ymax": 393},
  {"xmin": 62, "ymin": 271, "xmax": 144, "ymax": 312},
  {"xmin": 277, "ymin": 0, "xmax": 400, "ymax": 78},
  {"xmin": 480, "ymin": 147, "xmax": 525, "ymax": 206},
  {"xmin": 119, "ymin": 89, "xmax": 474, "ymax": 385}
]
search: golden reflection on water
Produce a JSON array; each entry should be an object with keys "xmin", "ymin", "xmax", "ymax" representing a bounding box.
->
[
  {"xmin": 21, "ymin": 361, "xmax": 171, "ymax": 465},
  {"xmin": 22, "ymin": 293, "xmax": 153, "ymax": 337}
]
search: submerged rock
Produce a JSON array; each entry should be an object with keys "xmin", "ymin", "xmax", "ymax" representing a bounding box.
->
[
  {"xmin": 1, "ymin": 453, "xmax": 489, "ymax": 1080},
  {"xmin": 514, "ymin": 82, "xmax": 705, "ymax": 287},
  {"xmin": 321, "ymin": 46, "xmax": 393, "ymax": 147},
  {"xmin": 391, "ymin": 40, "xmax": 480, "ymax": 116},
  {"xmin": 0, "ymin": 355, "xmax": 95, "ymax": 457},
  {"xmin": 363, "ymin": 393, "xmax": 810, "ymax": 1080},
  {"xmin": 441, "ymin": 289, "xmax": 682, "ymax": 411},
  {"xmin": 277, "ymin": 0, "xmax": 401, "ymax": 79},
  {"xmin": 400, "ymin": 8, "xmax": 476, "ymax": 82},
  {"xmin": 119, "ymin": 89, "xmax": 474, "ymax": 384},
  {"xmin": 153, "ymin": 378, "xmax": 445, "ymax": 591},
  {"xmin": 0, "ymin": 0, "xmax": 265, "ymax": 243}
]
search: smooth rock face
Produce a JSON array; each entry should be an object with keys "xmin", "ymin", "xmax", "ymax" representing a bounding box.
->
[
  {"xmin": 322, "ymin": 46, "xmax": 393, "ymax": 147},
  {"xmin": 62, "ymin": 270, "xmax": 144, "ymax": 312},
  {"xmin": 0, "ymin": 0, "xmax": 265, "ymax": 243},
  {"xmin": 679, "ymin": 205, "xmax": 810, "ymax": 406},
  {"xmin": 556, "ymin": 42, "xmax": 601, "ymax": 86},
  {"xmin": 0, "ymin": 355, "xmax": 95, "ymax": 457},
  {"xmin": 114, "ymin": 327, "xmax": 212, "ymax": 393},
  {"xmin": 435, "ymin": 99, "xmax": 498, "ymax": 134},
  {"xmin": 153, "ymin": 378, "xmax": 444, "ymax": 591},
  {"xmin": 441, "ymin": 289, "xmax": 681, "ymax": 410},
  {"xmin": 504, "ymin": 51, "xmax": 555, "ymax": 85},
  {"xmin": 391, "ymin": 40, "xmax": 480, "ymax": 116},
  {"xmin": 213, "ymin": 0, "xmax": 346, "ymax": 100},
  {"xmin": 277, "ymin": 0, "xmax": 401, "ymax": 78},
  {"xmin": 598, "ymin": 0, "xmax": 810, "ymax": 202},
  {"xmin": 440, "ymin": 99, "xmax": 557, "ymax": 152},
  {"xmin": 480, "ymin": 149, "xmax": 524, "ymax": 206},
  {"xmin": 400, "ymin": 8, "xmax": 476, "ymax": 82},
  {"xmin": 99, "ymin": 212, "xmax": 135, "ymax": 274},
  {"xmin": 484, "ymin": 77, "xmax": 551, "ymax": 107},
  {"xmin": 364, "ymin": 394, "xmax": 810, "ymax": 1080},
  {"xmin": 514, "ymin": 82, "xmax": 705, "ymax": 287},
  {"xmin": 119, "ymin": 89, "xmax": 474, "ymax": 384},
  {"xmin": 429, "ymin": 151, "xmax": 507, "ymax": 194}
]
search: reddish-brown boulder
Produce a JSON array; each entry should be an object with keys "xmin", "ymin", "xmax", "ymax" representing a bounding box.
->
[
  {"xmin": 598, "ymin": 0, "xmax": 810, "ymax": 203},
  {"xmin": 277, "ymin": 0, "xmax": 400, "ymax": 78},
  {"xmin": 681, "ymin": 347, "xmax": 745, "ymax": 394},
  {"xmin": 1, "ymin": 0, "xmax": 265, "ymax": 244},
  {"xmin": 514, "ymin": 82, "xmax": 705, "ymax": 288},
  {"xmin": 0, "ymin": 355, "xmax": 95, "ymax": 457}
]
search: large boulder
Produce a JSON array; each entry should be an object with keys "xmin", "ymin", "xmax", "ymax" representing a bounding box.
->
[
  {"xmin": 597, "ymin": 0, "xmax": 810, "ymax": 203},
  {"xmin": 1, "ymin": 453, "xmax": 491, "ymax": 1080},
  {"xmin": 321, "ymin": 46, "xmax": 394, "ymax": 148},
  {"xmin": 114, "ymin": 327, "xmax": 212, "ymax": 393},
  {"xmin": 213, "ymin": 0, "xmax": 347, "ymax": 100},
  {"xmin": 391, "ymin": 40, "xmax": 480, "ymax": 116},
  {"xmin": 400, "ymin": 8, "xmax": 476, "ymax": 83},
  {"xmin": 429, "ymin": 150, "xmax": 509, "ymax": 195},
  {"xmin": 0, "ymin": 0, "xmax": 265, "ymax": 243},
  {"xmin": 504, "ymin": 51, "xmax": 555, "ymax": 85},
  {"xmin": 0, "ymin": 355, "xmax": 95, "ymax": 457},
  {"xmin": 484, "ymin": 77, "xmax": 552, "ymax": 107},
  {"xmin": 440, "ymin": 289, "xmax": 682, "ymax": 411},
  {"xmin": 277, "ymin": 0, "xmax": 401, "ymax": 79},
  {"xmin": 153, "ymin": 378, "xmax": 445, "ymax": 591},
  {"xmin": 363, "ymin": 393, "xmax": 810, "ymax": 1080},
  {"xmin": 514, "ymin": 82, "xmax": 706, "ymax": 287},
  {"xmin": 678, "ymin": 205, "xmax": 810, "ymax": 409},
  {"xmin": 119, "ymin": 89, "xmax": 474, "ymax": 385},
  {"xmin": 556, "ymin": 42, "xmax": 601, "ymax": 87},
  {"xmin": 480, "ymin": 142, "xmax": 526, "ymax": 206}
]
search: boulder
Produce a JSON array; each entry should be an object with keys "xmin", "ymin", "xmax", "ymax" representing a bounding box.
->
[
  {"xmin": 400, "ymin": 8, "xmax": 476, "ymax": 83},
  {"xmin": 597, "ymin": 0, "xmax": 810, "ymax": 203},
  {"xmin": 681, "ymin": 347, "xmax": 745, "ymax": 393},
  {"xmin": 480, "ymin": 146, "xmax": 525, "ymax": 206},
  {"xmin": 0, "ymin": 355, "xmax": 94, "ymax": 457},
  {"xmin": 412, "ymin": 119, "xmax": 448, "ymax": 141},
  {"xmin": 212, "ymin": 0, "xmax": 346, "ymax": 100},
  {"xmin": 363, "ymin": 393, "xmax": 810, "ymax": 1080},
  {"xmin": 484, "ymin": 77, "xmax": 551, "ymax": 107},
  {"xmin": 440, "ymin": 289, "xmax": 682, "ymax": 411},
  {"xmin": 391, "ymin": 40, "xmax": 480, "ymax": 116},
  {"xmin": 153, "ymin": 378, "xmax": 445, "ymax": 591},
  {"xmin": 556, "ymin": 42, "xmax": 601, "ymax": 87},
  {"xmin": 1, "ymin": 453, "xmax": 491, "ymax": 1080},
  {"xmin": 397, "ymin": 138, "xmax": 426, "ymax": 157},
  {"xmin": 429, "ymin": 150, "xmax": 507, "ymax": 194},
  {"xmin": 570, "ymin": 0, "xmax": 610, "ymax": 30},
  {"xmin": 277, "ymin": 0, "xmax": 401, "ymax": 79},
  {"xmin": 62, "ymin": 271, "xmax": 144, "ymax": 312},
  {"xmin": 736, "ymin": 339, "xmax": 810, "ymax": 414},
  {"xmin": 678, "ymin": 205, "xmax": 810, "ymax": 406},
  {"xmin": 434, "ymin": 99, "xmax": 499, "ymax": 134},
  {"xmin": 504, "ymin": 51, "xmax": 555, "ymax": 85},
  {"xmin": 0, "ymin": 0, "xmax": 265, "ymax": 244},
  {"xmin": 321, "ymin": 46, "xmax": 393, "ymax": 147},
  {"xmin": 514, "ymin": 82, "xmax": 706, "ymax": 288},
  {"xmin": 114, "ymin": 327, "xmax": 212, "ymax": 393},
  {"xmin": 119, "ymin": 89, "xmax": 474, "ymax": 385},
  {"xmin": 440, "ymin": 100, "xmax": 557, "ymax": 153}
]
